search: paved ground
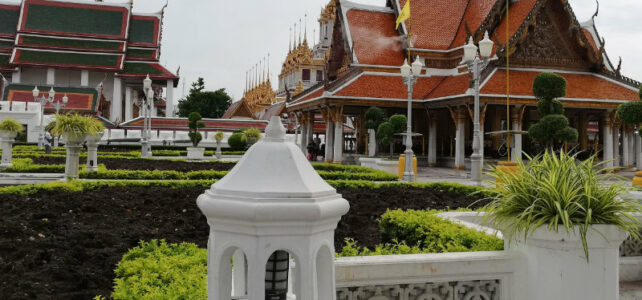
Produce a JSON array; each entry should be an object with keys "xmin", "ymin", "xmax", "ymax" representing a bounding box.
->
[{"xmin": 620, "ymin": 281, "xmax": 642, "ymax": 299}]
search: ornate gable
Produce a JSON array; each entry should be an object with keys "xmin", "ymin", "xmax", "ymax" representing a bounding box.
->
[{"xmin": 498, "ymin": 0, "xmax": 602, "ymax": 71}]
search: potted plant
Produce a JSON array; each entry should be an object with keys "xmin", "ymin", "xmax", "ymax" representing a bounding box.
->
[
  {"xmin": 242, "ymin": 128, "xmax": 261, "ymax": 147},
  {"xmin": 186, "ymin": 112, "xmax": 206, "ymax": 160},
  {"xmin": 51, "ymin": 114, "xmax": 103, "ymax": 179},
  {"xmin": 214, "ymin": 131, "xmax": 224, "ymax": 159},
  {"xmin": 483, "ymin": 150, "xmax": 641, "ymax": 299},
  {"xmin": 0, "ymin": 118, "xmax": 24, "ymax": 168}
]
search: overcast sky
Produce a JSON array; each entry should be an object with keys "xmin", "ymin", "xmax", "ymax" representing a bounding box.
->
[{"xmin": 121, "ymin": 0, "xmax": 641, "ymax": 101}]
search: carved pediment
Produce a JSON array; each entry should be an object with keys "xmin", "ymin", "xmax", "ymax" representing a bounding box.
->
[{"xmin": 507, "ymin": 1, "xmax": 599, "ymax": 71}]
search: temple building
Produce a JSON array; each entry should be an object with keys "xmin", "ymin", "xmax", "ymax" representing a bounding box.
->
[
  {"xmin": 0, "ymin": 0, "xmax": 179, "ymax": 125},
  {"xmin": 286, "ymin": 0, "xmax": 641, "ymax": 167}
]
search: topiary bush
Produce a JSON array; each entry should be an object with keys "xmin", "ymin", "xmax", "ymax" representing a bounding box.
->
[
  {"xmin": 616, "ymin": 85, "xmax": 642, "ymax": 137},
  {"xmin": 227, "ymin": 132, "xmax": 246, "ymax": 151},
  {"xmin": 111, "ymin": 240, "xmax": 207, "ymax": 300},
  {"xmin": 187, "ymin": 112, "xmax": 205, "ymax": 147},
  {"xmin": 365, "ymin": 106, "xmax": 386, "ymax": 130},
  {"xmin": 528, "ymin": 72, "xmax": 578, "ymax": 148}
]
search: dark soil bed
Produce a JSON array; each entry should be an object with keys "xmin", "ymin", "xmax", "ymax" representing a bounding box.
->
[
  {"xmin": 30, "ymin": 157, "xmax": 235, "ymax": 172},
  {"xmin": 0, "ymin": 187, "xmax": 487, "ymax": 299}
]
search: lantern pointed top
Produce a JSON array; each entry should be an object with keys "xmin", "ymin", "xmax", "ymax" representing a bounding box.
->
[{"xmin": 264, "ymin": 116, "xmax": 286, "ymax": 142}]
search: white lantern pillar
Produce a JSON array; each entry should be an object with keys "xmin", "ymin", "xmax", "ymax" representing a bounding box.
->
[
  {"xmin": 197, "ymin": 116, "xmax": 349, "ymax": 300},
  {"xmin": 85, "ymin": 132, "xmax": 103, "ymax": 172},
  {"xmin": 0, "ymin": 131, "xmax": 17, "ymax": 168}
]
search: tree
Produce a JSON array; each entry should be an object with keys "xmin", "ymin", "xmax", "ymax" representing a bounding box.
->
[
  {"xmin": 376, "ymin": 114, "xmax": 407, "ymax": 157},
  {"xmin": 616, "ymin": 85, "xmax": 642, "ymax": 137},
  {"xmin": 365, "ymin": 106, "xmax": 386, "ymax": 130},
  {"xmin": 528, "ymin": 72, "xmax": 578, "ymax": 149},
  {"xmin": 177, "ymin": 78, "xmax": 232, "ymax": 118}
]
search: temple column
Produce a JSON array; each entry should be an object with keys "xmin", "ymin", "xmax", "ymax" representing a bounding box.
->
[
  {"xmin": 300, "ymin": 114, "xmax": 308, "ymax": 155},
  {"xmin": 428, "ymin": 111, "xmax": 437, "ymax": 167},
  {"xmin": 579, "ymin": 112, "xmax": 588, "ymax": 151},
  {"xmin": 324, "ymin": 109, "xmax": 334, "ymax": 163},
  {"xmin": 125, "ymin": 87, "xmax": 133, "ymax": 121},
  {"xmin": 81, "ymin": 70, "xmax": 89, "ymax": 87},
  {"xmin": 333, "ymin": 107, "xmax": 344, "ymax": 164},
  {"xmin": 630, "ymin": 130, "xmax": 636, "ymax": 168},
  {"xmin": 613, "ymin": 121, "xmax": 621, "ymax": 167},
  {"xmin": 622, "ymin": 126, "xmax": 630, "ymax": 167},
  {"xmin": 166, "ymin": 80, "xmax": 175, "ymax": 117},
  {"xmin": 46, "ymin": 68, "xmax": 55, "ymax": 86},
  {"xmin": 306, "ymin": 112, "xmax": 314, "ymax": 151},
  {"xmin": 511, "ymin": 106, "xmax": 524, "ymax": 162},
  {"xmin": 636, "ymin": 129, "xmax": 642, "ymax": 171},
  {"xmin": 602, "ymin": 113, "xmax": 614, "ymax": 169},
  {"xmin": 454, "ymin": 107, "xmax": 466, "ymax": 170},
  {"xmin": 111, "ymin": 77, "xmax": 123, "ymax": 123}
]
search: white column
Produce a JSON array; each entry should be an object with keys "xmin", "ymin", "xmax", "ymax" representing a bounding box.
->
[
  {"xmin": 300, "ymin": 119, "xmax": 308, "ymax": 154},
  {"xmin": 12, "ymin": 67, "xmax": 21, "ymax": 84},
  {"xmin": 602, "ymin": 116, "xmax": 613, "ymax": 169},
  {"xmin": 428, "ymin": 116, "xmax": 437, "ymax": 167},
  {"xmin": 86, "ymin": 140, "xmax": 100, "ymax": 172},
  {"xmin": 630, "ymin": 131, "xmax": 636, "ymax": 167},
  {"xmin": 454, "ymin": 110, "xmax": 465, "ymax": 170},
  {"xmin": 0, "ymin": 135, "xmax": 15, "ymax": 168},
  {"xmin": 623, "ymin": 128, "xmax": 630, "ymax": 167},
  {"xmin": 512, "ymin": 121, "xmax": 522, "ymax": 162},
  {"xmin": 636, "ymin": 133, "xmax": 642, "ymax": 171},
  {"xmin": 124, "ymin": 87, "xmax": 133, "ymax": 121},
  {"xmin": 325, "ymin": 121, "xmax": 334, "ymax": 163},
  {"xmin": 166, "ymin": 79, "xmax": 175, "ymax": 117},
  {"xmin": 65, "ymin": 143, "xmax": 83, "ymax": 179},
  {"xmin": 111, "ymin": 77, "xmax": 123, "ymax": 123},
  {"xmin": 46, "ymin": 68, "xmax": 55, "ymax": 85},
  {"xmin": 613, "ymin": 125, "xmax": 620, "ymax": 167},
  {"xmin": 333, "ymin": 117, "xmax": 344, "ymax": 164},
  {"xmin": 80, "ymin": 70, "xmax": 89, "ymax": 87}
]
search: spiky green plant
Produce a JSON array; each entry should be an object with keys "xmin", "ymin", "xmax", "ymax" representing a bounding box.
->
[
  {"xmin": 51, "ymin": 114, "xmax": 103, "ymax": 140},
  {"xmin": 0, "ymin": 119, "xmax": 24, "ymax": 133},
  {"xmin": 213, "ymin": 131, "xmax": 224, "ymax": 142},
  {"xmin": 483, "ymin": 150, "xmax": 641, "ymax": 260},
  {"xmin": 241, "ymin": 128, "xmax": 261, "ymax": 142}
]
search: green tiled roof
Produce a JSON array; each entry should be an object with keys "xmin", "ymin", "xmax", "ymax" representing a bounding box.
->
[
  {"xmin": 0, "ymin": 40, "xmax": 13, "ymax": 49},
  {"xmin": 0, "ymin": 54, "xmax": 9, "ymax": 67},
  {"xmin": 21, "ymin": 35, "xmax": 123, "ymax": 51},
  {"xmin": 0, "ymin": 7, "xmax": 19, "ymax": 36},
  {"xmin": 15, "ymin": 49, "xmax": 122, "ymax": 68},
  {"xmin": 126, "ymin": 48, "xmax": 155, "ymax": 59},
  {"xmin": 24, "ymin": 4, "xmax": 125, "ymax": 37},
  {"xmin": 129, "ymin": 19, "xmax": 156, "ymax": 44},
  {"xmin": 123, "ymin": 62, "xmax": 166, "ymax": 75}
]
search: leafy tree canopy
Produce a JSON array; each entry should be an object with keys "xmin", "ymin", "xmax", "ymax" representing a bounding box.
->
[
  {"xmin": 177, "ymin": 78, "xmax": 232, "ymax": 118},
  {"xmin": 528, "ymin": 72, "xmax": 577, "ymax": 147},
  {"xmin": 365, "ymin": 106, "xmax": 386, "ymax": 130}
]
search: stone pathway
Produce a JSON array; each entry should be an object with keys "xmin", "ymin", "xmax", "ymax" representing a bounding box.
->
[{"xmin": 620, "ymin": 281, "xmax": 642, "ymax": 299}]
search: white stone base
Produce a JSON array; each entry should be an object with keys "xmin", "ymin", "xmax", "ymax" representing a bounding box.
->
[{"xmin": 187, "ymin": 147, "xmax": 205, "ymax": 160}]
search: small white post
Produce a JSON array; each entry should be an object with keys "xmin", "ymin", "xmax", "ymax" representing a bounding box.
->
[
  {"xmin": 81, "ymin": 70, "xmax": 89, "ymax": 87},
  {"xmin": 0, "ymin": 131, "xmax": 16, "ymax": 168}
]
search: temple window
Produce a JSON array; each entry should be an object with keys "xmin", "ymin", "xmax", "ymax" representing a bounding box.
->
[
  {"xmin": 317, "ymin": 70, "xmax": 323, "ymax": 82},
  {"xmin": 302, "ymin": 69, "xmax": 311, "ymax": 82}
]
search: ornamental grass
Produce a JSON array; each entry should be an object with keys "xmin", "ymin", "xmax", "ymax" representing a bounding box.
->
[
  {"xmin": 0, "ymin": 118, "xmax": 24, "ymax": 133},
  {"xmin": 51, "ymin": 114, "xmax": 104, "ymax": 139},
  {"xmin": 483, "ymin": 150, "xmax": 642, "ymax": 260}
]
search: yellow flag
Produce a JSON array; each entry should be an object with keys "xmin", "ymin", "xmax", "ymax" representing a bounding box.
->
[{"xmin": 396, "ymin": 0, "xmax": 410, "ymax": 30}]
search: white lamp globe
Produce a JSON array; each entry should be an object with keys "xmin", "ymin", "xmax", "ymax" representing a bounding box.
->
[
  {"xmin": 32, "ymin": 86, "xmax": 40, "ymax": 98},
  {"xmin": 48, "ymin": 87, "xmax": 55, "ymax": 100},
  {"xmin": 411, "ymin": 56, "xmax": 423, "ymax": 76},
  {"xmin": 400, "ymin": 59, "xmax": 411, "ymax": 78},
  {"xmin": 62, "ymin": 93, "xmax": 69, "ymax": 104},
  {"xmin": 143, "ymin": 74, "xmax": 152, "ymax": 91},
  {"xmin": 479, "ymin": 31, "xmax": 494, "ymax": 59},
  {"xmin": 463, "ymin": 37, "xmax": 478, "ymax": 63}
]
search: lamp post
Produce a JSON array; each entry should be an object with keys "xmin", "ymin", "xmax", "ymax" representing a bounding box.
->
[
  {"xmin": 32, "ymin": 86, "xmax": 55, "ymax": 149},
  {"xmin": 462, "ymin": 32, "xmax": 494, "ymax": 185},
  {"xmin": 400, "ymin": 56, "xmax": 424, "ymax": 182},
  {"xmin": 50, "ymin": 93, "xmax": 68, "ymax": 147},
  {"xmin": 141, "ymin": 74, "xmax": 153, "ymax": 158}
]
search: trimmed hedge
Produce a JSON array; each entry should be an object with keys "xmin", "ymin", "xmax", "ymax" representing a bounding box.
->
[
  {"xmin": 109, "ymin": 240, "xmax": 207, "ymax": 300},
  {"xmin": 0, "ymin": 180, "xmax": 217, "ymax": 196},
  {"xmin": 79, "ymin": 169, "xmax": 228, "ymax": 180},
  {"xmin": 379, "ymin": 209, "xmax": 503, "ymax": 252}
]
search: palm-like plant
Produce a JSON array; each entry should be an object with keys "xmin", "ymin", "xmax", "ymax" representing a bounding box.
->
[
  {"xmin": 0, "ymin": 119, "xmax": 24, "ymax": 133},
  {"xmin": 483, "ymin": 150, "xmax": 641, "ymax": 260},
  {"xmin": 51, "ymin": 114, "xmax": 103, "ymax": 141}
]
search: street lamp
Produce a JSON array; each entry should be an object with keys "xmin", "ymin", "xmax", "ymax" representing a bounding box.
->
[
  {"xmin": 400, "ymin": 56, "xmax": 424, "ymax": 182},
  {"xmin": 50, "ymin": 93, "xmax": 68, "ymax": 147},
  {"xmin": 32, "ymin": 86, "xmax": 55, "ymax": 149},
  {"xmin": 462, "ymin": 32, "xmax": 494, "ymax": 185},
  {"xmin": 141, "ymin": 74, "xmax": 153, "ymax": 158}
]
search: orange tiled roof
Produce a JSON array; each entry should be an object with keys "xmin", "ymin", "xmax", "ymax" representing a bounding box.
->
[
  {"xmin": 426, "ymin": 74, "xmax": 470, "ymax": 99},
  {"xmin": 346, "ymin": 9, "xmax": 405, "ymax": 66},
  {"xmin": 450, "ymin": 0, "xmax": 497, "ymax": 48},
  {"xmin": 334, "ymin": 74, "xmax": 444, "ymax": 99},
  {"xmin": 399, "ymin": 0, "xmax": 469, "ymax": 50},
  {"xmin": 291, "ymin": 86, "xmax": 325, "ymax": 105},
  {"xmin": 481, "ymin": 70, "xmax": 639, "ymax": 101},
  {"xmin": 495, "ymin": 0, "xmax": 538, "ymax": 45},
  {"xmin": 582, "ymin": 28, "xmax": 599, "ymax": 54}
]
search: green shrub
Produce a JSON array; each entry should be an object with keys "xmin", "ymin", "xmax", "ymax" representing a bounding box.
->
[
  {"xmin": 0, "ymin": 118, "xmax": 24, "ymax": 133},
  {"xmin": 528, "ymin": 72, "xmax": 578, "ymax": 147},
  {"xmin": 214, "ymin": 131, "xmax": 224, "ymax": 142},
  {"xmin": 378, "ymin": 209, "xmax": 503, "ymax": 253},
  {"xmin": 111, "ymin": 240, "xmax": 207, "ymax": 300},
  {"xmin": 241, "ymin": 128, "xmax": 261, "ymax": 143},
  {"xmin": 227, "ymin": 132, "xmax": 246, "ymax": 151},
  {"xmin": 365, "ymin": 106, "xmax": 386, "ymax": 130},
  {"xmin": 0, "ymin": 180, "xmax": 216, "ymax": 196},
  {"xmin": 188, "ymin": 112, "xmax": 205, "ymax": 147},
  {"xmin": 484, "ymin": 150, "xmax": 642, "ymax": 260},
  {"xmin": 51, "ymin": 114, "xmax": 103, "ymax": 139}
]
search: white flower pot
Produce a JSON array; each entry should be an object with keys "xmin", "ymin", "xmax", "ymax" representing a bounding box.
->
[{"xmin": 187, "ymin": 147, "xmax": 205, "ymax": 160}]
